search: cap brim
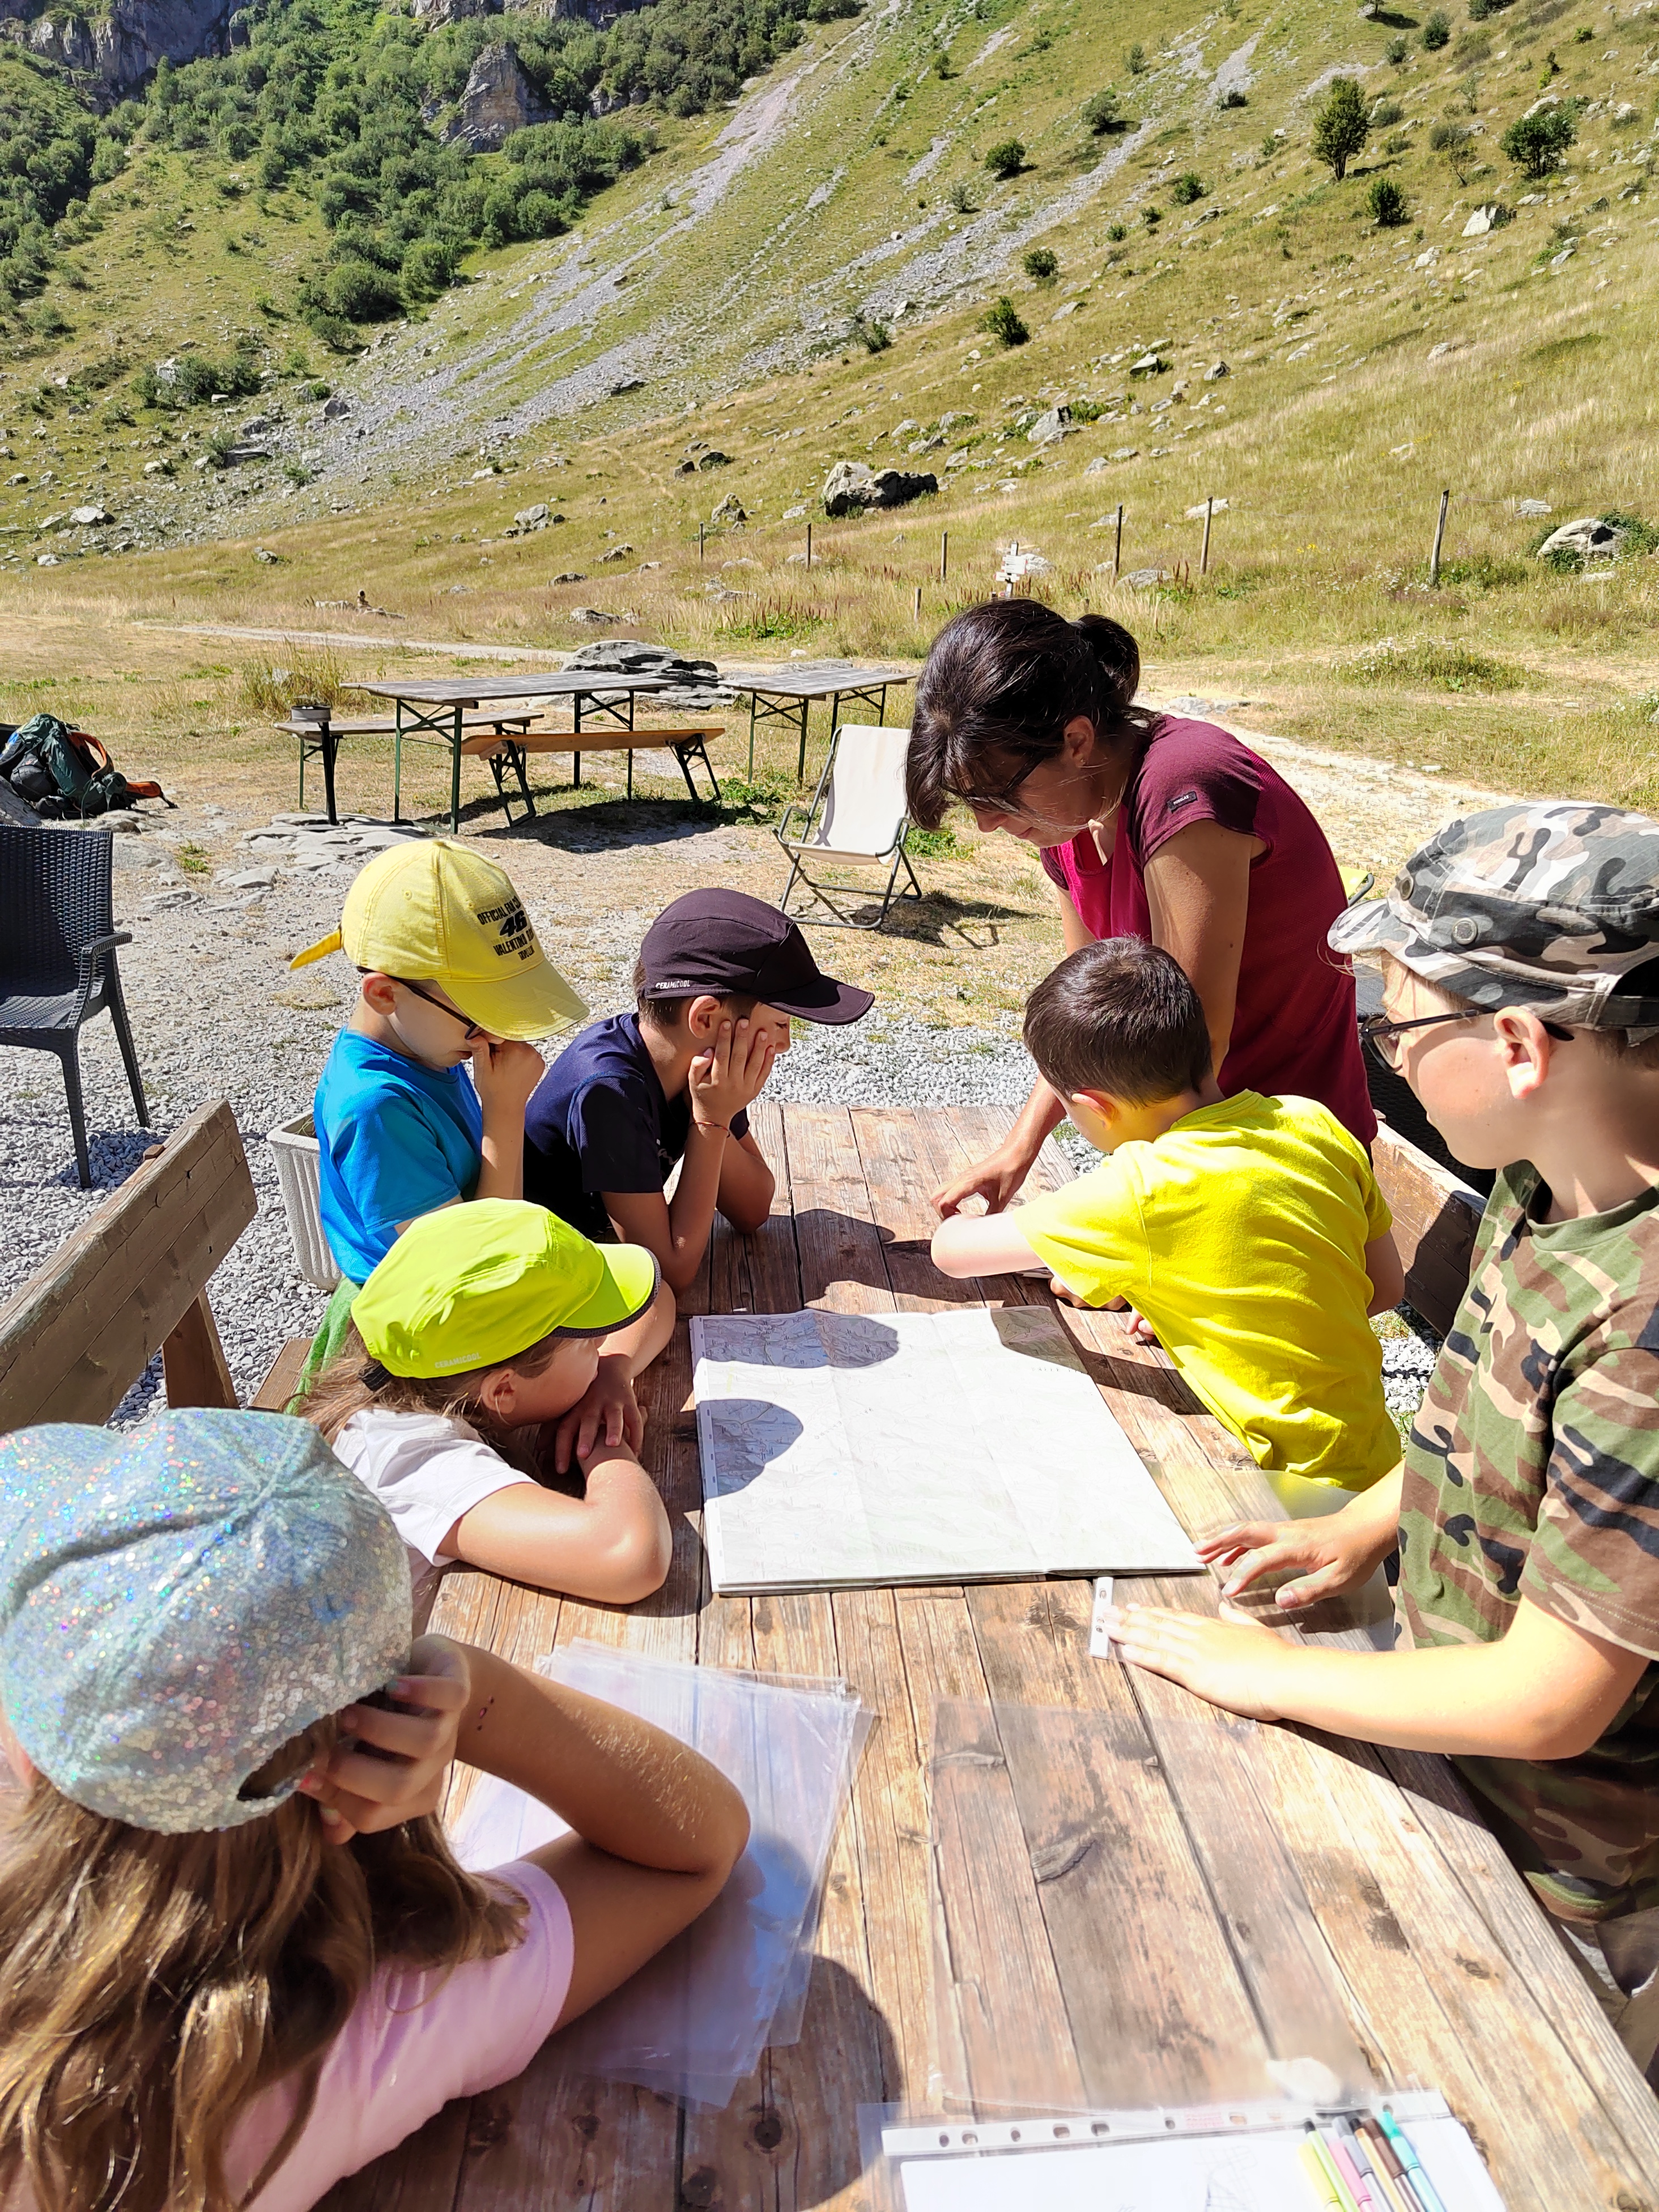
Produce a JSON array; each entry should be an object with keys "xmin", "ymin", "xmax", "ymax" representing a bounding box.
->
[
  {"xmin": 765, "ymin": 976, "xmax": 875, "ymax": 1025},
  {"xmin": 1328, "ymin": 896, "xmax": 1416, "ymax": 963},
  {"xmin": 556, "ymin": 1243, "xmax": 661, "ymax": 1337},
  {"xmin": 447, "ymin": 962, "xmax": 589, "ymax": 1042}
]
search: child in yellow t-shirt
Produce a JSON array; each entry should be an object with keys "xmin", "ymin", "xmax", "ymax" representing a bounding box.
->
[{"xmin": 931, "ymin": 938, "xmax": 1405, "ymax": 1512}]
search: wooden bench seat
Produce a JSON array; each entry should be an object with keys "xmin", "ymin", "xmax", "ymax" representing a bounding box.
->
[
  {"xmin": 458, "ymin": 721, "xmax": 724, "ymax": 815},
  {"xmin": 274, "ymin": 712, "xmax": 540, "ymax": 825},
  {"xmin": 1370, "ymin": 1119, "xmax": 1484, "ymax": 1339}
]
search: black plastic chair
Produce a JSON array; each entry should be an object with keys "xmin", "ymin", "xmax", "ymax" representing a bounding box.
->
[{"xmin": 0, "ymin": 824, "xmax": 149, "ymax": 1187}]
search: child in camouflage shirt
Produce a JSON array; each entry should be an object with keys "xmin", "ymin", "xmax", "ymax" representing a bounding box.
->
[{"xmin": 1101, "ymin": 801, "xmax": 1659, "ymax": 2075}]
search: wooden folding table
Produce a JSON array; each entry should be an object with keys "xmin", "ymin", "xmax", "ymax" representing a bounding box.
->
[{"xmin": 322, "ymin": 1103, "xmax": 1659, "ymax": 2212}]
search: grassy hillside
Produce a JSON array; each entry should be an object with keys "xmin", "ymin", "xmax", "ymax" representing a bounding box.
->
[{"xmin": 0, "ymin": 0, "xmax": 1656, "ymax": 810}]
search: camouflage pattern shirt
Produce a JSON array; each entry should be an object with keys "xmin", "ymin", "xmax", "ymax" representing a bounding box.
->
[{"xmin": 1397, "ymin": 1162, "xmax": 1659, "ymax": 1923}]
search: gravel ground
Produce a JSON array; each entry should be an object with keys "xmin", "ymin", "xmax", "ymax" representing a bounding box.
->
[{"xmin": 1, "ymin": 806, "xmax": 1438, "ymax": 1433}]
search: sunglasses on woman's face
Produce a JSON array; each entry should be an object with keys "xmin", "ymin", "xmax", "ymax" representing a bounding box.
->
[
  {"xmin": 395, "ymin": 977, "xmax": 486, "ymax": 1043},
  {"xmin": 955, "ymin": 765, "xmax": 1040, "ymax": 816}
]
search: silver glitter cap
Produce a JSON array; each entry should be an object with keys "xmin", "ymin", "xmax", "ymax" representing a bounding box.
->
[{"xmin": 0, "ymin": 1409, "xmax": 411, "ymax": 1834}]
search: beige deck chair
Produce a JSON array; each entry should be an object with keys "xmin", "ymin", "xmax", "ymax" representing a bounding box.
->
[{"xmin": 774, "ymin": 722, "xmax": 924, "ymax": 930}]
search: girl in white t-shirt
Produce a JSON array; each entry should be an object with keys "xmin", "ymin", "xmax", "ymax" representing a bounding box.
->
[
  {"xmin": 302, "ymin": 1198, "xmax": 676, "ymax": 1618},
  {"xmin": 0, "ymin": 1409, "xmax": 747, "ymax": 2212}
]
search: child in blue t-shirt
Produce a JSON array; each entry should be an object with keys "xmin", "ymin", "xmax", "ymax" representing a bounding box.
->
[
  {"xmin": 290, "ymin": 838, "xmax": 585, "ymax": 1376},
  {"xmin": 524, "ymin": 890, "xmax": 871, "ymax": 1293}
]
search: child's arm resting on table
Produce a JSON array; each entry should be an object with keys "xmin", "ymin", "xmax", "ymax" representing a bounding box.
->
[
  {"xmin": 460, "ymin": 1644, "xmax": 751, "ymax": 2028},
  {"xmin": 550, "ymin": 1282, "xmax": 677, "ymax": 1474},
  {"xmin": 931, "ymin": 1209, "xmax": 1045, "ymax": 1279},
  {"xmin": 1105, "ymin": 1590, "xmax": 1649, "ymax": 1760},
  {"xmin": 443, "ymin": 1440, "xmax": 672, "ymax": 1605}
]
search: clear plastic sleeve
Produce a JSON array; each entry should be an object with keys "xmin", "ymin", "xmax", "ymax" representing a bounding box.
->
[{"xmin": 449, "ymin": 1641, "xmax": 868, "ymax": 2107}]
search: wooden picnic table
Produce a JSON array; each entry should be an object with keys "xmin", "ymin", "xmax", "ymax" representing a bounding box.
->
[
  {"xmin": 355, "ymin": 673, "xmax": 677, "ymax": 833},
  {"xmin": 328, "ymin": 1103, "xmax": 1659, "ymax": 2212},
  {"xmin": 718, "ymin": 661, "xmax": 916, "ymax": 780}
]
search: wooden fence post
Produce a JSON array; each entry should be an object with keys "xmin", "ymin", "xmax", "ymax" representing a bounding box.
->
[
  {"xmin": 699, "ymin": 522, "xmax": 705, "ymax": 565},
  {"xmin": 1113, "ymin": 504, "xmax": 1125, "ymax": 581},
  {"xmin": 806, "ymin": 521, "xmax": 813, "ymax": 571},
  {"xmin": 939, "ymin": 530, "xmax": 949, "ymax": 584},
  {"xmin": 914, "ymin": 584, "xmax": 923, "ymax": 619},
  {"xmin": 1200, "ymin": 495, "xmax": 1214, "ymax": 577},
  {"xmin": 1430, "ymin": 488, "xmax": 1450, "ymax": 588}
]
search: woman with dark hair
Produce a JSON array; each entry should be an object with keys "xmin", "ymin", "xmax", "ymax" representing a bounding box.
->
[{"xmin": 909, "ymin": 599, "xmax": 1373, "ymax": 1218}]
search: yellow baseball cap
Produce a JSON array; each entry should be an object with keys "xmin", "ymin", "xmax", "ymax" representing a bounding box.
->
[
  {"xmin": 290, "ymin": 839, "xmax": 586, "ymax": 1040},
  {"xmin": 352, "ymin": 1199, "xmax": 660, "ymax": 1377}
]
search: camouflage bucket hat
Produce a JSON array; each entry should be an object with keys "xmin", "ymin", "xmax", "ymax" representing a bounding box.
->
[{"xmin": 1330, "ymin": 801, "xmax": 1659, "ymax": 1044}]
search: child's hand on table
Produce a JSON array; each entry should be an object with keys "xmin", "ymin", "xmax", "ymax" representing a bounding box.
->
[
  {"xmin": 551, "ymin": 1355, "xmax": 645, "ymax": 1474},
  {"xmin": 1197, "ymin": 1512, "xmax": 1394, "ymax": 1610},
  {"xmin": 300, "ymin": 1635, "xmax": 470, "ymax": 1845},
  {"xmin": 689, "ymin": 1018, "xmax": 776, "ymax": 1131},
  {"xmin": 471, "ymin": 1036, "xmax": 546, "ymax": 1116},
  {"xmin": 1100, "ymin": 1605, "xmax": 1301, "ymax": 1721}
]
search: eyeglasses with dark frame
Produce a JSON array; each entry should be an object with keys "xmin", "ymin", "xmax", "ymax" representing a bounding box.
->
[
  {"xmin": 952, "ymin": 762, "xmax": 1042, "ymax": 818},
  {"xmin": 394, "ymin": 976, "xmax": 486, "ymax": 1043},
  {"xmin": 1360, "ymin": 1007, "xmax": 1573, "ymax": 1070}
]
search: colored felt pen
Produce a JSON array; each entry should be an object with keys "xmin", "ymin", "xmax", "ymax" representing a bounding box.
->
[
  {"xmin": 1299, "ymin": 2137, "xmax": 1345, "ymax": 2209},
  {"xmin": 1380, "ymin": 2107, "xmax": 1449, "ymax": 2212},
  {"xmin": 1339, "ymin": 2116, "xmax": 1412, "ymax": 2212},
  {"xmin": 1329, "ymin": 2129, "xmax": 1379, "ymax": 2211},
  {"xmin": 1358, "ymin": 2115, "xmax": 1427, "ymax": 2212},
  {"xmin": 1310, "ymin": 2129, "xmax": 1364, "ymax": 2212}
]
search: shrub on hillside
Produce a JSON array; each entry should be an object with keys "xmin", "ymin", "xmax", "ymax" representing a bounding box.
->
[
  {"xmin": 981, "ymin": 295, "xmax": 1029, "ymax": 347},
  {"xmin": 1368, "ymin": 176, "xmax": 1410, "ymax": 226},
  {"xmin": 1501, "ymin": 105, "xmax": 1577, "ymax": 176},
  {"xmin": 1125, "ymin": 41, "xmax": 1147, "ymax": 73},
  {"xmin": 1170, "ymin": 171, "xmax": 1205, "ymax": 203},
  {"xmin": 1422, "ymin": 10, "xmax": 1451, "ymax": 48},
  {"xmin": 132, "ymin": 345, "xmax": 260, "ymax": 409},
  {"xmin": 1430, "ymin": 117, "xmax": 1473, "ymax": 175},
  {"xmin": 1082, "ymin": 89, "xmax": 1126, "ymax": 133},
  {"xmin": 1311, "ymin": 78, "xmax": 1369, "ymax": 180},
  {"xmin": 1023, "ymin": 246, "xmax": 1058, "ymax": 279},
  {"xmin": 1106, "ymin": 220, "xmax": 1127, "ymax": 240},
  {"xmin": 806, "ymin": 0, "xmax": 862, "ymax": 16},
  {"xmin": 1385, "ymin": 34, "xmax": 1408, "ymax": 62},
  {"xmin": 946, "ymin": 178, "xmax": 976, "ymax": 213},
  {"xmin": 1371, "ymin": 96, "xmax": 1404, "ymax": 126},
  {"xmin": 984, "ymin": 138, "xmax": 1026, "ymax": 178}
]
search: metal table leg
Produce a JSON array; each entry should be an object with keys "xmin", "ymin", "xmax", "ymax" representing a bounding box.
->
[
  {"xmin": 321, "ymin": 726, "xmax": 339, "ymax": 826},
  {"xmin": 448, "ymin": 704, "xmax": 463, "ymax": 834}
]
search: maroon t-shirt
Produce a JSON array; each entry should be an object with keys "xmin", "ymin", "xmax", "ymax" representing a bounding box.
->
[{"xmin": 1040, "ymin": 718, "xmax": 1375, "ymax": 1142}]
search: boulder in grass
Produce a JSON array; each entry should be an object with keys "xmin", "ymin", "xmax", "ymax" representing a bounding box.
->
[
  {"xmin": 1536, "ymin": 516, "xmax": 1625, "ymax": 561},
  {"xmin": 514, "ymin": 503, "xmax": 551, "ymax": 531},
  {"xmin": 711, "ymin": 492, "xmax": 747, "ymax": 526},
  {"xmin": 69, "ymin": 504, "xmax": 112, "ymax": 526},
  {"xmin": 821, "ymin": 459, "xmax": 938, "ymax": 516}
]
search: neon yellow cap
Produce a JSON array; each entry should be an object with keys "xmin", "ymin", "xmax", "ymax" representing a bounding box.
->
[
  {"xmin": 352, "ymin": 1199, "xmax": 659, "ymax": 1377},
  {"xmin": 290, "ymin": 839, "xmax": 586, "ymax": 1041}
]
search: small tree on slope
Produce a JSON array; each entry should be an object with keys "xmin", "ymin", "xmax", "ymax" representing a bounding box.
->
[{"xmin": 1312, "ymin": 78, "xmax": 1369, "ymax": 181}]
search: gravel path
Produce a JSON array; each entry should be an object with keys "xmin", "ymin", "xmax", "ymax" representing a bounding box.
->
[{"xmin": 1, "ymin": 805, "xmax": 1436, "ymax": 1433}]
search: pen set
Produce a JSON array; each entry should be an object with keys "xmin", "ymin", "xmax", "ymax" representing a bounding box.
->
[{"xmin": 1296, "ymin": 2108, "xmax": 1450, "ymax": 2212}]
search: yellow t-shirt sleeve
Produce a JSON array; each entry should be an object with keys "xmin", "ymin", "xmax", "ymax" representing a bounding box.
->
[
  {"xmin": 1359, "ymin": 1152, "xmax": 1393, "ymax": 1242},
  {"xmin": 1010, "ymin": 1162, "xmax": 1146, "ymax": 1308}
]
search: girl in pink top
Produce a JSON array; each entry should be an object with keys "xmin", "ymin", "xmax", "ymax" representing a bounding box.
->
[
  {"xmin": 905, "ymin": 601, "xmax": 1373, "ymax": 1220},
  {"xmin": 0, "ymin": 1411, "xmax": 748, "ymax": 2212}
]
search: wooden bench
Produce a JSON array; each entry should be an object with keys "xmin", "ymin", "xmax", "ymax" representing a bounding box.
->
[
  {"xmin": 1371, "ymin": 1119, "xmax": 1484, "ymax": 1339},
  {"xmin": 0, "ymin": 1100, "xmax": 258, "ymax": 1430},
  {"xmin": 275, "ymin": 711, "xmax": 540, "ymax": 827},
  {"xmin": 459, "ymin": 721, "xmax": 724, "ymax": 817}
]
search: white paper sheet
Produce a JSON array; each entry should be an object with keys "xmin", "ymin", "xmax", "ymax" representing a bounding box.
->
[
  {"xmin": 891, "ymin": 2108, "xmax": 1507, "ymax": 2212},
  {"xmin": 692, "ymin": 1307, "xmax": 1201, "ymax": 1594}
]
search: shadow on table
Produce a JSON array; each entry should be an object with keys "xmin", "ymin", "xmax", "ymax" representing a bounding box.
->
[{"xmin": 326, "ymin": 1955, "xmax": 899, "ymax": 2210}]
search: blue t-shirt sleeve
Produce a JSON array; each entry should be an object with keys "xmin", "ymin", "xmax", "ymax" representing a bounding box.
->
[
  {"xmin": 329, "ymin": 1091, "xmax": 473, "ymax": 1246},
  {"xmin": 569, "ymin": 1073, "xmax": 670, "ymax": 1197}
]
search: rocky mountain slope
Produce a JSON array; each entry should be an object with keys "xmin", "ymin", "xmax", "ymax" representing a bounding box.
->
[{"xmin": 0, "ymin": 0, "xmax": 1655, "ymax": 589}]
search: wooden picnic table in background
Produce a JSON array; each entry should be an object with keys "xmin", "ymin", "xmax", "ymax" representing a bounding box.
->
[
  {"xmin": 717, "ymin": 662, "xmax": 916, "ymax": 780},
  {"xmin": 326, "ymin": 1103, "xmax": 1659, "ymax": 2212},
  {"xmin": 355, "ymin": 673, "xmax": 677, "ymax": 832}
]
